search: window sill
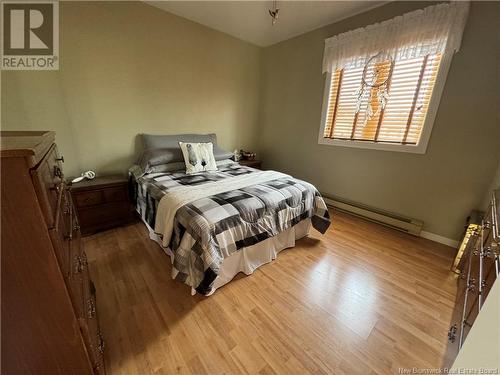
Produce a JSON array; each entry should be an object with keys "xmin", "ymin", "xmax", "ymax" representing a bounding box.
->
[{"xmin": 317, "ymin": 137, "xmax": 428, "ymax": 154}]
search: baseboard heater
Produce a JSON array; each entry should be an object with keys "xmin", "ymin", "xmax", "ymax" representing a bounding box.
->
[{"xmin": 322, "ymin": 194, "xmax": 423, "ymax": 236}]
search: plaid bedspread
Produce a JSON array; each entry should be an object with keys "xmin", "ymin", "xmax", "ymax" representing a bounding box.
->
[{"xmin": 129, "ymin": 163, "xmax": 330, "ymax": 294}]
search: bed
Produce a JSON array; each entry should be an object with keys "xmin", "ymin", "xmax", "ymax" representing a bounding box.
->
[{"xmin": 129, "ymin": 134, "xmax": 331, "ymax": 295}]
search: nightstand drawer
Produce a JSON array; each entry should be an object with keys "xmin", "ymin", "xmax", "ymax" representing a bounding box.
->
[
  {"xmin": 238, "ymin": 159, "xmax": 262, "ymax": 169},
  {"xmin": 103, "ymin": 187, "xmax": 128, "ymax": 203},
  {"xmin": 77, "ymin": 201, "xmax": 133, "ymax": 235},
  {"xmin": 75, "ymin": 191, "xmax": 103, "ymax": 207}
]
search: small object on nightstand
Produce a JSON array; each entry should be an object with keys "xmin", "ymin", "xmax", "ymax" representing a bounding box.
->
[
  {"xmin": 70, "ymin": 174, "xmax": 136, "ymax": 235},
  {"xmin": 71, "ymin": 170, "xmax": 96, "ymax": 183},
  {"xmin": 238, "ymin": 159, "xmax": 262, "ymax": 169},
  {"xmin": 240, "ymin": 150, "xmax": 256, "ymax": 160},
  {"xmin": 233, "ymin": 149, "xmax": 241, "ymax": 162}
]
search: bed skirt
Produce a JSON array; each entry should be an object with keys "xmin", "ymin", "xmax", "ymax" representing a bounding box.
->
[{"xmin": 143, "ymin": 218, "xmax": 312, "ymax": 295}]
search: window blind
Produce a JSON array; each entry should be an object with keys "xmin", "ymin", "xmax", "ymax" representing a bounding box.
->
[{"xmin": 323, "ymin": 54, "xmax": 442, "ymax": 145}]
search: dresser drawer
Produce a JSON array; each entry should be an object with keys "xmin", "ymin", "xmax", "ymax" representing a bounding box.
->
[
  {"xmin": 80, "ymin": 267, "xmax": 105, "ymax": 373},
  {"xmin": 443, "ymin": 266, "xmax": 469, "ymax": 368},
  {"xmin": 80, "ymin": 318, "xmax": 105, "ymax": 374},
  {"xmin": 67, "ymin": 272, "xmax": 85, "ymax": 320},
  {"xmin": 48, "ymin": 184, "xmax": 72, "ymax": 277},
  {"xmin": 31, "ymin": 144, "xmax": 64, "ymax": 228},
  {"xmin": 59, "ymin": 189, "xmax": 87, "ymax": 321},
  {"xmin": 480, "ymin": 261, "xmax": 497, "ymax": 303},
  {"xmin": 456, "ymin": 242, "xmax": 480, "ymax": 338},
  {"xmin": 481, "ymin": 206, "xmax": 494, "ymax": 247},
  {"xmin": 461, "ymin": 285, "xmax": 480, "ymax": 346},
  {"xmin": 70, "ymin": 241, "xmax": 86, "ymax": 277},
  {"xmin": 48, "ymin": 225, "xmax": 71, "ymax": 278}
]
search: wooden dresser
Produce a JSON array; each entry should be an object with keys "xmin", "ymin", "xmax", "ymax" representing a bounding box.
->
[
  {"xmin": 1, "ymin": 131, "xmax": 105, "ymax": 375},
  {"xmin": 443, "ymin": 189, "xmax": 499, "ymax": 368}
]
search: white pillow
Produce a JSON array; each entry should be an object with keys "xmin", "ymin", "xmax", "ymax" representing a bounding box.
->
[{"xmin": 179, "ymin": 142, "xmax": 218, "ymax": 174}]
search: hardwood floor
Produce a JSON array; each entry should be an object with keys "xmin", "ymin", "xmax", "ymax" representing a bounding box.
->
[{"xmin": 84, "ymin": 211, "xmax": 458, "ymax": 375}]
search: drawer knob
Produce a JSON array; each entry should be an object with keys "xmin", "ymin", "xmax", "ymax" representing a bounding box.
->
[
  {"xmin": 73, "ymin": 255, "xmax": 86, "ymax": 274},
  {"xmin": 97, "ymin": 333, "xmax": 105, "ymax": 354},
  {"xmin": 53, "ymin": 165, "xmax": 63, "ymax": 178},
  {"xmin": 447, "ymin": 324, "xmax": 457, "ymax": 343},
  {"xmin": 482, "ymin": 247, "xmax": 492, "ymax": 258},
  {"xmin": 87, "ymin": 298, "xmax": 96, "ymax": 319},
  {"xmin": 73, "ymin": 256, "xmax": 81, "ymax": 274},
  {"xmin": 56, "ymin": 156, "xmax": 65, "ymax": 163},
  {"xmin": 467, "ymin": 278, "xmax": 476, "ymax": 293},
  {"xmin": 50, "ymin": 183, "xmax": 61, "ymax": 193}
]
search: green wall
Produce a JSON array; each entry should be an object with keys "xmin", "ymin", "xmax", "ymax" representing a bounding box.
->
[
  {"xmin": 2, "ymin": 1, "xmax": 499, "ymax": 240},
  {"xmin": 1, "ymin": 1, "xmax": 262, "ymax": 176},
  {"xmin": 259, "ymin": 1, "xmax": 499, "ymax": 240}
]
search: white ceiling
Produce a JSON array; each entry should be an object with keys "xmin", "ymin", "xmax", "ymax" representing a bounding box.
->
[{"xmin": 146, "ymin": 1, "xmax": 387, "ymax": 47}]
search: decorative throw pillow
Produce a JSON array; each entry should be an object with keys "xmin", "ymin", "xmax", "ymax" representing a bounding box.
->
[{"xmin": 179, "ymin": 142, "xmax": 218, "ymax": 174}]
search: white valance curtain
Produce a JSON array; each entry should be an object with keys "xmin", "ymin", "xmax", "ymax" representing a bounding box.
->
[{"xmin": 322, "ymin": 1, "xmax": 470, "ymax": 73}]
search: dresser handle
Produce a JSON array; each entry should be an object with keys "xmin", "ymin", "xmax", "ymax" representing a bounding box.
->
[
  {"xmin": 73, "ymin": 255, "xmax": 87, "ymax": 274},
  {"xmin": 482, "ymin": 247, "xmax": 492, "ymax": 258},
  {"xmin": 97, "ymin": 333, "xmax": 105, "ymax": 354},
  {"xmin": 491, "ymin": 242, "xmax": 499, "ymax": 256},
  {"xmin": 74, "ymin": 256, "xmax": 81, "ymax": 273},
  {"xmin": 56, "ymin": 156, "xmax": 64, "ymax": 163},
  {"xmin": 53, "ymin": 165, "xmax": 63, "ymax": 178},
  {"xmin": 63, "ymin": 193, "xmax": 71, "ymax": 214},
  {"xmin": 447, "ymin": 324, "xmax": 457, "ymax": 343},
  {"xmin": 65, "ymin": 197, "xmax": 74, "ymax": 240},
  {"xmin": 50, "ymin": 183, "xmax": 61, "ymax": 193},
  {"xmin": 87, "ymin": 298, "xmax": 96, "ymax": 319},
  {"xmin": 467, "ymin": 278, "xmax": 476, "ymax": 292},
  {"xmin": 81, "ymin": 252, "xmax": 88, "ymax": 268},
  {"xmin": 483, "ymin": 221, "xmax": 491, "ymax": 229}
]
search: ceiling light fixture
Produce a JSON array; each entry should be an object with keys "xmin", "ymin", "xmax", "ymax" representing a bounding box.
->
[{"xmin": 269, "ymin": 0, "xmax": 279, "ymax": 26}]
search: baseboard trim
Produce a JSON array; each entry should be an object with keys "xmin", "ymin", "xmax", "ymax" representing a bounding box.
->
[
  {"xmin": 420, "ymin": 231, "xmax": 459, "ymax": 248},
  {"xmin": 323, "ymin": 196, "xmax": 423, "ymax": 236}
]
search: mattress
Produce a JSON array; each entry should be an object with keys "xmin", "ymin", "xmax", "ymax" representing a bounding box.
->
[{"xmin": 129, "ymin": 162, "xmax": 330, "ymax": 295}]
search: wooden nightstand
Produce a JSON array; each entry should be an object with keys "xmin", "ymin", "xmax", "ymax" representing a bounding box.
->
[
  {"xmin": 238, "ymin": 159, "xmax": 262, "ymax": 169},
  {"xmin": 70, "ymin": 175, "xmax": 135, "ymax": 235}
]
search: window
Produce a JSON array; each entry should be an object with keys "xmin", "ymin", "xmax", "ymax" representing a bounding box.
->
[
  {"xmin": 323, "ymin": 54, "xmax": 442, "ymax": 146},
  {"xmin": 318, "ymin": 2, "xmax": 469, "ymax": 153}
]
